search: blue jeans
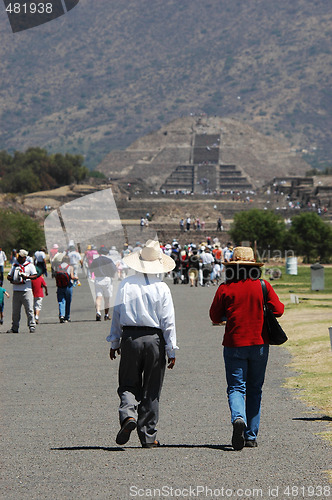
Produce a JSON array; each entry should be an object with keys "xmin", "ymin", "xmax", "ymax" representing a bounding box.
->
[
  {"xmin": 56, "ymin": 286, "xmax": 73, "ymax": 320},
  {"xmin": 223, "ymin": 344, "xmax": 269, "ymax": 441}
]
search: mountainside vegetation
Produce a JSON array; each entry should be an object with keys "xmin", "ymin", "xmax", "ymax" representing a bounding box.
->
[
  {"xmin": 0, "ymin": 148, "xmax": 88, "ymax": 193},
  {"xmin": 0, "ymin": 0, "xmax": 331, "ymax": 168},
  {"xmin": 0, "ymin": 209, "xmax": 45, "ymax": 253}
]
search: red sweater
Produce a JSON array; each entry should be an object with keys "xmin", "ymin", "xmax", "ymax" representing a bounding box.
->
[{"xmin": 209, "ymin": 279, "xmax": 284, "ymax": 347}]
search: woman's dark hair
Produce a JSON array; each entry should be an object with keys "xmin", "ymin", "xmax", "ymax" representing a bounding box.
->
[{"xmin": 225, "ymin": 265, "xmax": 262, "ymax": 283}]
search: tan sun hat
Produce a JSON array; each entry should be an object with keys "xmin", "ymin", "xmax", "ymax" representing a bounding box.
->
[
  {"xmin": 225, "ymin": 246, "xmax": 263, "ymax": 267},
  {"xmin": 123, "ymin": 239, "xmax": 175, "ymax": 274},
  {"xmin": 188, "ymin": 268, "xmax": 198, "ymax": 279}
]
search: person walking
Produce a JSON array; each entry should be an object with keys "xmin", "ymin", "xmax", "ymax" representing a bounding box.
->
[
  {"xmin": 49, "ymin": 244, "xmax": 60, "ymax": 278},
  {"xmin": 89, "ymin": 246, "xmax": 117, "ymax": 321},
  {"xmin": 188, "ymin": 249, "xmax": 200, "ymax": 287},
  {"xmin": 217, "ymin": 218, "xmax": 223, "ymax": 231},
  {"xmin": 34, "ymin": 247, "xmax": 48, "ymax": 277},
  {"xmin": 0, "ymin": 284, "xmax": 10, "ymax": 325},
  {"xmin": 107, "ymin": 239, "xmax": 178, "ymax": 448},
  {"xmin": 67, "ymin": 244, "xmax": 83, "ymax": 278},
  {"xmin": 9, "ymin": 249, "xmax": 17, "ymax": 265},
  {"xmin": 7, "ymin": 249, "xmax": 37, "ymax": 333},
  {"xmin": 200, "ymin": 246, "xmax": 214, "ymax": 286},
  {"xmin": 31, "ymin": 273, "xmax": 48, "ymax": 324},
  {"xmin": 84, "ymin": 244, "xmax": 98, "ymax": 279},
  {"xmin": 186, "ymin": 216, "xmax": 191, "ymax": 231},
  {"xmin": 223, "ymin": 242, "xmax": 233, "ymax": 263},
  {"xmin": 0, "ymin": 247, "xmax": 7, "ymax": 286},
  {"xmin": 55, "ymin": 254, "xmax": 77, "ymax": 323},
  {"xmin": 209, "ymin": 247, "xmax": 284, "ymax": 450}
]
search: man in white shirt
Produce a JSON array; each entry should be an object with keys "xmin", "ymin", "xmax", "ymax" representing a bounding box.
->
[
  {"xmin": 68, "ymin": 245, "xmax": 83, "ymax": 278},
  {"xmin": 0, "ymin": 247, "xmax": 7, "ymax": 285},
  {"xmin": 34, "ymin": 247, "xmax": 47, "ymax": 276},
  {"xmin": 200, "ymin": 246, "xmax": 215, "ymax": 286},
  {"xmin": 108, "ymin": 239, "xmax": 178, "ymax": 448},
  {"xmin": 7, "ymin": 249, "xmax": 37, "ymax": 333},
  {"xmin": 186, "ymin": 216, "xmax": 191, "ymax": 231},
  {"xmin": 89, "ymin": 246, "xmax": 117, "ymax": 321},
  {"xmin": 223, "ymin": 242, "xmax": 234, "ymax": 263}
]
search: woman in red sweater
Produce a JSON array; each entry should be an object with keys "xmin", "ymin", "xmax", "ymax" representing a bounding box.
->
[{"xmin": 209, "ymin": 247, "xmax": 284, "ymax": 450}]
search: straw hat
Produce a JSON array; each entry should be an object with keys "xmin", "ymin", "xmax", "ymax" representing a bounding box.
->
[
  {"xmin": 188, "ymin": 268, "xmax": 198, "ymax": 279},
  {"xmin": 123, "ymin": 239, "xmax": 175, "ymax": 274},
  {"xmin": 225, "ymin": 246, "xmax": 263, "ymax": 267}
]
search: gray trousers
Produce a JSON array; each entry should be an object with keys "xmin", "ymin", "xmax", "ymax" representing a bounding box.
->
[
  {"xmin": 118, "ymin": 328, "xmax": 166, "ymax": 446},
  {"xmin": 12, "ymin": 290, "xmax": 35, "ymax": 331}
]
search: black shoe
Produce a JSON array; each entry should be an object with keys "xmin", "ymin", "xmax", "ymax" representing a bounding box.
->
[
  {"xmin": 116, "ymin": 417, "xmax": 137, "ymax": 445},
  {"xmin": 245, "ymin": 440, "xmax": 258, "ymax": 448},
  {"xmin": 7, "ymin": 328, "xmax": 18, "ymax": 333},
  {"xmin": 142, "ymin": 440, "xmax": 160, "ymax": 448},
  {"xmin": 60, "ymin": 317, "xmax": 65, "ymax": 323},
  {"xmin": 104, "ymin": 314, "xmax": 111, "ymax": 321},
  {"xmin": 96, "ymin": 313, "xmax": 101, "ymax": 321},
  {"xmin": 232, "ymin": 418, "xmax": 246, "ymax": 451}
]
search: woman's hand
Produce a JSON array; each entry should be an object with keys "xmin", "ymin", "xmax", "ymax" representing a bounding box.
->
[{"xmin": 167, "ymin": 358, "xmax": 176, "ymax": 369}]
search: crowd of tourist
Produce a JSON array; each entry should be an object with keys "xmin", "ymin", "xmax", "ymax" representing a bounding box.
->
[{"xmin": 1, "ymin": 237, "xmax": 235, "ymax": 330}]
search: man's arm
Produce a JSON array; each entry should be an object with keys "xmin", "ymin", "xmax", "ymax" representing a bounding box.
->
[
  {"xmin": 28, "ymin": 274, "xmax": 38, "ymax": 280},
  {"xmin": 24, "ymin": 262, "xmax": 38, "ymax": 281},
  {"xmin": 7, "ymin": 266, "xmax": 14, "ymax": 282},
  {"xmin": 160, "ymin": 285, "xmax": 178, "ymax": 367}
]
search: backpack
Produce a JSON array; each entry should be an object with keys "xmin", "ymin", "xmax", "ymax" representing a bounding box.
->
[
  {"xmin": 12, "ymin": 262, "xmax": 30, "ymax": 283},
  {"xmin": 55, "ymin": 265, "xmax": 70, "ymax": 288}
]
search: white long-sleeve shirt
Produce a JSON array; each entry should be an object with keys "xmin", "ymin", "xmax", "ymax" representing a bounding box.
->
[
  {"xmin": 0, "ymin": 251, "xmax": 7, "ymax": 266},
  {"xmin": 107, "ymin": 273, "xmax": 178, "ymax": 358}
]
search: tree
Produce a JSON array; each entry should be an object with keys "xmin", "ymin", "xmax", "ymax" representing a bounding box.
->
[
  {"xmin": 287, "ymin": 213, "xmax": 332, "ymax": 263},
  {"xmin": 0, "ymin": 209, "xmax": 45, "ymax": 254},
  {"xmin": 0, "ymin": 148, "xmax": 89, "ymax": 194},
  {"xmin": 229, "ymin": 209, "xmax": 286, "ymax": 258}
]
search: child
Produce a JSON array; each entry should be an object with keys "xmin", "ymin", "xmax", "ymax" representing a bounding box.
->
[
  {"xmin": 0, "ymin": 285, "xmax": 10, "ymax": 325},
  {"xmin": 31, "ymin": 274, "xmax": 48, "ymax": 324}
]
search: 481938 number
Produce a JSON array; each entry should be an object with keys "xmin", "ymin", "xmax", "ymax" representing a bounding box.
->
[{"xmin": 6, "ymin": 3, "xmax": 53, "ymax": 14}]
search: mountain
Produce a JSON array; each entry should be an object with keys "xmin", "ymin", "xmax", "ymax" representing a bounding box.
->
[{"xmin": 0, "ymin": 0, "xmax": 331, "ymax": 168}]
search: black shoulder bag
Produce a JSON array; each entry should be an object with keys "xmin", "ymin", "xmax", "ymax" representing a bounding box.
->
[{"xmin": 260, "ymin": 279, "xmax": 288, "ymax": 345}]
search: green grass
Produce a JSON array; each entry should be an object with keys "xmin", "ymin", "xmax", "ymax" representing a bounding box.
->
[
  {"xmin": 263, "ymin": 265, "xmax": 332, "ymax": 443},
  {"xmin": 267, "ymin": 265, "xmax": 332, "ymax": 442},
  {"xmin": 264, "ymin": 265, "xmax": 332, "ymax": 295}
]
